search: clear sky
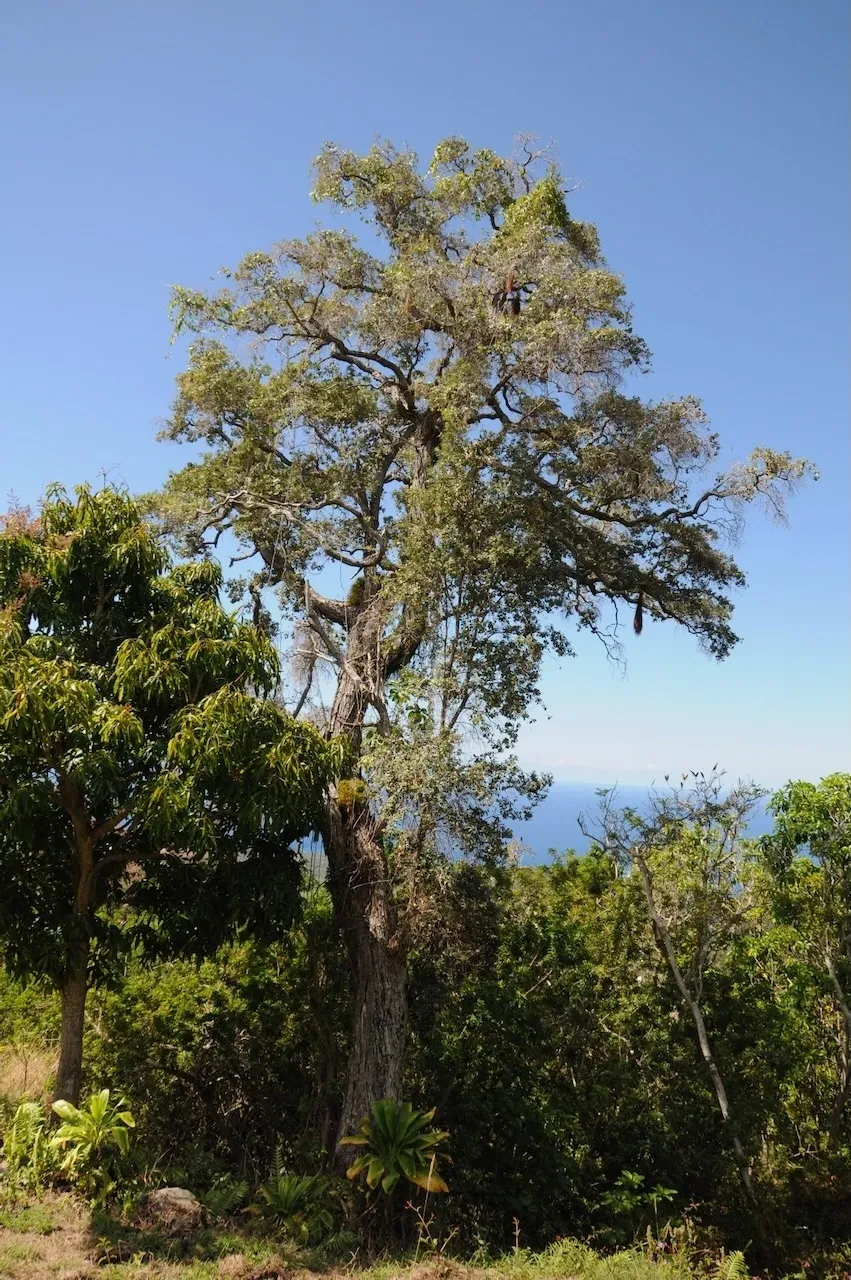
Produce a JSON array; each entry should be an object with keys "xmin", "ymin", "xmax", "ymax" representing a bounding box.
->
[{"xmin": 1, "ymin": 0, "xmax": 848, "ymax": 787}]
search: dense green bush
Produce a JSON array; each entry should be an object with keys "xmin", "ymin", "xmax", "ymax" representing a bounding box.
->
[
  {"xmin": 84, "ymin": 889, "xmax": 349, "ymax": 1184},
  {"xmin": 2, "ymin": 822, "xmax": 849, "ymax": 1269},
  {"xmin": 406, "ymin": 853, "xmax": 850, "ymax": 1260}
]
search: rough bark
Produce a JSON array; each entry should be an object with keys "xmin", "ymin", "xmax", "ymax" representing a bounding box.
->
[
  {"xmin": 303, "ymin": 412, "xmax": 438, "ymax": 1165},
  {"xmin": 326, "ymin": 801, "xmax": 408, "ymax": 1155},
  {"xmin": 320, "ymin": 602, "xmax": 409, "ymax": 1166},
  {"xmin": 54, "ymin": 782, "xmax": 95, "ymax": 1107}
]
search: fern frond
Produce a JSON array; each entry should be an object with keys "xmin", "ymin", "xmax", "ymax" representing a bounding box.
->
[{"xmin": 714, "ymin": 1250, "xmax": 749, "ymax": 1280}]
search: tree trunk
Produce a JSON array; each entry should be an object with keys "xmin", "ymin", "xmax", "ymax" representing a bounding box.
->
[
  {"xmin": 54, "ymin": 925, "xmax": 90, "ymax": 1106},
  {"xmin": 321, "ymin": 608, "xmax": 409, "ymax": 1166},
  {"xmin": 325, "ymin": 796, "xmax": 408, "ymax": 1162},
  {"xmin": 634, "ymin": 853, "xmax": 766, "ymax": 1230},
  {"xmin": 53, "ymin": 794, "xmax": 96, "ymax": 1109},
  {"xmin": 825, "ymin": 953, "xmax": 851, "ymax": 1150}
]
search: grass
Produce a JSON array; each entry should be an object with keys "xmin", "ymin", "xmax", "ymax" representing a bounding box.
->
[
  {"xmin": 0, "ymin": 1044, "xmax": 54, "ymax": 1103},
  {"xmin": 363, "ymin": 1244, "xmax": 695, "ymax": 1280},
  {"xmin": 5, "ymin": 1192, "xmax": 847, "ymax": 1280},
  {"xmin": 0, "ymin": 1202, "xmax": 56, "ymax": 1233},
  {"xmin": 0, "ymin": 1191, "xmax": 710, "ymax": 1280},
  {"xmin": 0, "ymin": 1191, "xmax": 317, "ymax": 1279}
]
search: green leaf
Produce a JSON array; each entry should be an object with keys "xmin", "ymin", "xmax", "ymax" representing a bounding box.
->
[
  {"xmin": 51, "ymin": 1101, "xmax": 79, "ymax": 1122},
  {"xmin": 0, "ymin": 481, "xmax": 339, "ymax": 1018},
  {"xmin": 89, "ymin": 1090, "xmax": 109, "ymax": 1122},
  {"xmin": 345, "ymin": 1156, "xmax": 369, "ymax": 1181}
]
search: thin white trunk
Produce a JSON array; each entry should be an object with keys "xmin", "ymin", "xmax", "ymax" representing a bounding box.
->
[{"xmin": 633, "ymin": 851, "xmax": 763, "ymax": 1222}]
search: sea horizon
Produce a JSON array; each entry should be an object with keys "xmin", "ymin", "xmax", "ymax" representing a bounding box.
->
[
  {"xmin": 300, "ymin": 777, "xmax": 776, "ymax": 875},
  {"xmin": 509, "ymin": 778, "xmax": 774, "ymax": 862}
]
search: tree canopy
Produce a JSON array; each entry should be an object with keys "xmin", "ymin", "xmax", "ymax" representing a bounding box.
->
[
  {"xmin": 761, "ymin": 774, "xmax": 851, "ymax": 1148},
  {"xmin": 0, "ymin": 484, "xmax": 342, "ymax": 1101},
  {"xmin": 161, "ymin": 136, "xmax": 812, "ymax": 841}
]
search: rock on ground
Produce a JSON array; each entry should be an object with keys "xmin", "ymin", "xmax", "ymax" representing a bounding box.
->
[{"xmin": 136, "ymin": 1186, "xmax": 203, "ymax": 1234}]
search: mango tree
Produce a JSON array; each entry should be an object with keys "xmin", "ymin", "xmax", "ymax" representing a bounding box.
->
[{"xmin": 0, "ymin": 485, "xmax": 341, "ymax": 1104}]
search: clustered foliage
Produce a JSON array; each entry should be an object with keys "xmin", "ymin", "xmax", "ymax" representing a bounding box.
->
[
  {"xmin": 0, "ymin": 484, "xmax": 341, "ymax": 981},
  {"xmin": 2, "ymin": 1089, "xmax": 134, "ymax": 1205},
  {"xmin": 3, "ymin": 779, "xmax": 851, "ymax": 1269},
  {"xmin": 159, "ymin": 135, "xmax": 813, "ymax": 862},
  {"xmin": 2, "ymin": 777, "xmax": 851, "ymax": 1270}
]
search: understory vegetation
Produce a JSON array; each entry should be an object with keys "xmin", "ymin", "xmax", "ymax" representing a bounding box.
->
[
  {"xmin": 2, "ymin": 791, "xmax": 850, "ymax": 1276},
  {"xmin": 0, "ymin": 1191, "xmax": 755, "ymax": 1280}
]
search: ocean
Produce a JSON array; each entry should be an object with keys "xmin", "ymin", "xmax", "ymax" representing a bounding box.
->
[
  {"xmin": 509, "ymin": 781, "xmax": 773, "ymax": 863},
  {"xmin": 301, "ymin": 781, "xmax": 774, "ymax": 876}
]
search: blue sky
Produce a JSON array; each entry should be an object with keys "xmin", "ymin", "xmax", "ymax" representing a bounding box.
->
[{"xmin": 1, "ymin": 0, "xmax": 848, "ymax": 787}]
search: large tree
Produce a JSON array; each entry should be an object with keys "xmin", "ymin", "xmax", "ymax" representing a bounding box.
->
[
  {"xmin": 0, "ymin": 484, "xmax": 340, "ymax": 1104},
  {"xmin": 158, "ymin": 137, "xmax": 811, "ymax": 1153}
]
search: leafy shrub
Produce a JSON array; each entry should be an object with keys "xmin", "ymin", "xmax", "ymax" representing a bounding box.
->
[
  {"xmin": 0, "ymin": 969, "xmax": 60, "ymax": 1048},
  {"xmin": 51, "ymin": 1088, "xmax": 135, "ymax": 1202},
  {"xmin": 86, "ymin": 897, "xmax": 349, "ymax": 1183},
  {"xmin": 598, "ymin": 1170, "xmax": 677, "ymax": 1244}
]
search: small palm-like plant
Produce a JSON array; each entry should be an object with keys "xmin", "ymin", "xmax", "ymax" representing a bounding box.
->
[
  {"xmin": 50, "ymin": 1088, "xmax": 135, "ymax": 1201},
  {"xmin": 256, "ymin": 1142, "xmax": 337, "ymax": 1244},
  {"xmin": 340, "ymin": 1099, "xmax": 449, "ymax": 1194},
  {"xmin": 259, "ymin": 1171, "xmax": 335, "ymax": 1243}
]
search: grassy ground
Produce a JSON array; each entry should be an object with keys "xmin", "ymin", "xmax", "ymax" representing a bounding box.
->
[{"xmin": 0, "ymin": 1192, "xmax": 705, "ymax": 1280}]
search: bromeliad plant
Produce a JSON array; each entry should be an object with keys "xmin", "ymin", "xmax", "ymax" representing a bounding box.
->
[{"xmin": 340, "ymin": 1099, "xmax": 449, "ymax": 1195}]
